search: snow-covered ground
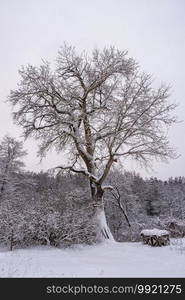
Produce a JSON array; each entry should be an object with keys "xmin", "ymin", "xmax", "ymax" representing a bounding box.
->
[{"xmin": 0, "ymin": 239, "xmax": 185, "ymax": 277}]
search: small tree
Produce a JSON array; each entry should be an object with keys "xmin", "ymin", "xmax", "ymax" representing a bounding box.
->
[
  {"xmin": 0, "ymin": 136, "xmax": 27, "ymax": 250},
  {"xmin": 0, "ymin": 135, "xmax": 27, "ymax": 200},
  {"xmin": 8, "ymin": 44, "xmax": 177, "ymax": 241}
]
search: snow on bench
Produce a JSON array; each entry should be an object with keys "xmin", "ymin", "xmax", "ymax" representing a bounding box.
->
[{"xmin": 140, "ymin": 228, "xmax": 170, "ymax": 246}]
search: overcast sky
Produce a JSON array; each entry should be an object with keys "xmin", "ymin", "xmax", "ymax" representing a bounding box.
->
[{"xmin": 0, "ymin": 0, "xmax": 185, "ymax": 179}]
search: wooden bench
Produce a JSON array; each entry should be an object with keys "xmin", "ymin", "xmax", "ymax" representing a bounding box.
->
[{"xmin": 140, "ymin": 228, "xmax": 170, "ymax": 246}]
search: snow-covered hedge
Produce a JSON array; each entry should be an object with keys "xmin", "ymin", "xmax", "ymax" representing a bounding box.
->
[{"xmin": 0, "ymin": 189, "xmax": 97, "ymax": 250}]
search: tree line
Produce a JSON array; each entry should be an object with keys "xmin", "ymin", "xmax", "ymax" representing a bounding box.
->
[{"xmin": 0, "ymin": 135, "xmax": 184, "ymax": 250}]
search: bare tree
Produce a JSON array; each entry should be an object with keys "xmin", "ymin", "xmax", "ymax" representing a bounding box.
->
[
  {"xmin": 110, "ymin": 186, "xmax": 131, "ymax": 228},
  {"xmin": 8, "ymin": 44, "xmax": 177, "ymax": 241},
  {"xmin": 0, "ymin": 135, "xmax": 27, "ymax": 199}
]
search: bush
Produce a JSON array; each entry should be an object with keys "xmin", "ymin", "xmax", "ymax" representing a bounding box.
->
[
  {"xmin": 0, "ymin": 189, "xmax": 98, "ymax": 250},
  {"xmin": 162, "ymin": 218, "xmax": 185, "ymax": 238}
]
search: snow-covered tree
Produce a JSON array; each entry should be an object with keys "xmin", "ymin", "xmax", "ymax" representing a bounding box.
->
[
  {"xmin": 0, "ymin": 136, "xmax": 28, "ymax": 250},
  {"xmin": 8, "ymin": 44, "xmax": 177, "ymax": 241},
  {"xmin": 0, "ymin": 135, "xmax": 27, "ymax": 200}
]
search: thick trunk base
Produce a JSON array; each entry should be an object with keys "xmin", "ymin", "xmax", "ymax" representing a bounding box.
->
[{"xmin": 94, "ymin": 206, "xmax": 114, "ymax": 242}]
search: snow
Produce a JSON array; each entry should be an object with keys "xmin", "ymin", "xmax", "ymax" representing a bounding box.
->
[
  {"xmin": 102, "ymin": 185, "xmax": 114, "ymax": 190},
  {"xmin": 141, "ymin": 228, "xmax": 169, "ymax": 236},
  {"xmin": 0, "ymin": 239, "xmax": 185, "ymax": 277}
]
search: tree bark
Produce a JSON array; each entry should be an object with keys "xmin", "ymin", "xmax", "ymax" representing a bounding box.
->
[
  {"xmin": 94, "ymin": 203, "xmax": 114, "ymax": 241},
  {"xmin": 91, "ymin": 182, "xmax": 114, "ymax": 241}
]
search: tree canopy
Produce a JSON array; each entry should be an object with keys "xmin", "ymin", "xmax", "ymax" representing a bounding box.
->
[
  {"xmin": 9, "ymin": 44, "xmax": 176, "ymax": 190},
  {"xmin": 8, "ymin": 43, "xmax": 177, "ymax": 238}
]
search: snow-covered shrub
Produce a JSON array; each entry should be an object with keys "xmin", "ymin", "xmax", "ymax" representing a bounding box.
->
[
  {"xmin": 0, "ymin": 198, "xmax": 61, "ymax": 249},
  {"xmin": 58, "ymin": 189, "xmax": 97, "ymax": 246},
  {"xmin": 0, "ymin": 187, "xmax": 98, "ymax": 250},
  {"xmin": 19, "ymin": 209, "xmax": 63, "ymax": 247},
  {"xmin": 161, "ymin": 218, "xmax": 185, "ymax": 238},
  {"xmin": 0, "ymin": 202, "xmax": 29, "ymax": 250}
]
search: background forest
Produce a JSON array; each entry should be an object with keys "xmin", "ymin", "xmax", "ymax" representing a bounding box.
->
[{"xmin": 0, "ymin": 135, "xmax": 184, "ymax": 251}]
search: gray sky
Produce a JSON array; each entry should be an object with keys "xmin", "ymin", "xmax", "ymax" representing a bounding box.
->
[{"xmin": 0, "ymin": 0, "xmax": 185, "ymax": 179}]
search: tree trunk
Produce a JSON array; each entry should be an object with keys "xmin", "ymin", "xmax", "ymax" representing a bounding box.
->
[
  {"xmin": 94, "ymin": 204, "xmax": 114, "ymax": 241},
  {"xmin": 91, "ymin": 183, "xmax": 114, "ymax": 242},
  {"xmin": 10, "ymin": 229, "xmax": 14, "ymax": 251}
]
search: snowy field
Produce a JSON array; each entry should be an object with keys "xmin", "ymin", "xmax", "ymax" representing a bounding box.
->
[{"xmin": 0, "ymin": 239, "xmax": 185, "ymax": 278}]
